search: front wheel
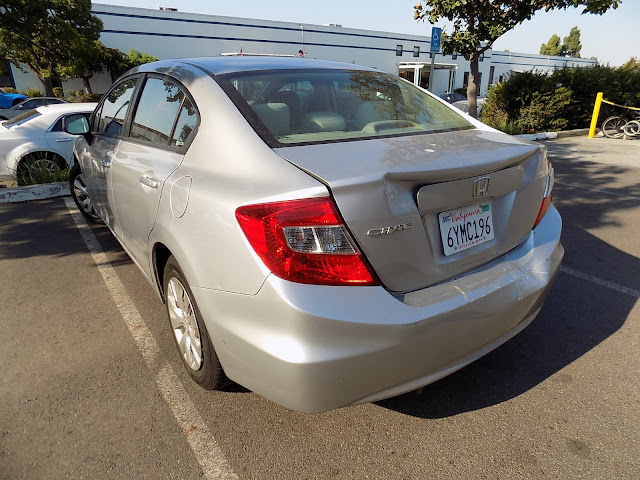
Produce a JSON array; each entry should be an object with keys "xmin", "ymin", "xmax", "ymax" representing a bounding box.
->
[
  {"xmin": 164, "ymin": 256, "xmax": 228, "ymax": 390},
  {"xmin": 69, "ymin": 163, "xmax": 101, "ymax": 223}
]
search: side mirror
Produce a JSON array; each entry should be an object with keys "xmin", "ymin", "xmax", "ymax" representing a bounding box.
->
[
  {"xmin": 64, "ymin": 114, "xmax": 90, "ymax": 134},
  {"xmin": 64, "ymin": 113, "xmax": 93, "ymax": 143}
]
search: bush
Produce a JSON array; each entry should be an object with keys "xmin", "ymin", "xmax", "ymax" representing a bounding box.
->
[
  {"xmin": 482, "ymin": 62, "xmax": 640, "ymax": 133},
  {"xmin": 23, "ymin": 87, "xmax": 44, "ymax": 97},
  {"xmin": 1, "ymin": 87, "xmax": 18, "ymax": 93},
  {"xmin": 52, "ymin": 87, "xmax": 64, "ymax": 98},
  {"xmin": 65, "ymin": 90, "xmax": 103, "ymax": 103}
]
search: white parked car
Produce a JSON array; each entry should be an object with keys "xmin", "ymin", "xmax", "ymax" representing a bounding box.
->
[{"xmin": 0, "ymin": 102, "xmax": 96, "ymax": 185}]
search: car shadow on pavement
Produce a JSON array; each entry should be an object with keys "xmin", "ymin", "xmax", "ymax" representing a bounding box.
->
[
  {"xmin": 0, "ymin": 197, "xmax": 129, "ymax": 266},
  {"xmin": 378, "ymin": 141, "xmax": 640, "ymax": 418}
]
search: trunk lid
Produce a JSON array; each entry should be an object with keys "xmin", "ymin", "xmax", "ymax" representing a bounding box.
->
[{"xmin": 274, "ymin": 128, "xmax": 548, "ymax": 292}]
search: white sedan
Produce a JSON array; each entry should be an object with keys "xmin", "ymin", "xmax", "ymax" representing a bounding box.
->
[{"xmin": 0, "ymin": 102, "xmax": 96, "ymax": 185}]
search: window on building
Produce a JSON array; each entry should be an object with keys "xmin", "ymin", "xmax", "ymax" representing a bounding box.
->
[
  {"xmin": 130, "ymin": 77, "xmax": 184, "ymax": 145},
  {"xmin": 488, "ymin": 66, "xmax": 495, "ymax": 86},
  {"xmin": 498, "ymin": 75, "xmax": 504, "ymax": 83},
  {"xmin": 396, "ymin": 45, "xmax": 403, "ymax": 56},
  {"xmin": 0, "ymin": 60, "xmax": 14, "ymax": 88},
  {"xmin": 413, "ymin": 46, "xmax": 420, "ymax": 58},
  {"xmin": 452, "ymin": 53, "xmax": 457, "ymax": 60},
  {"xmin": 463, "ymin": 72, "xmax": 469, "ymax": 88}
]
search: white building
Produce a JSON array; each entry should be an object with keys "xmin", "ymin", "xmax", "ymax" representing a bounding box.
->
[{"xmin": 3, "ymin": 3, "xmax": 595, "ymax": 95}]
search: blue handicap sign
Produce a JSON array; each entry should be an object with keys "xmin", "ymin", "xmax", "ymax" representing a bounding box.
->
[{"xmin": 430, "ymin": 27, "xmax": 442, "ymax": 53}]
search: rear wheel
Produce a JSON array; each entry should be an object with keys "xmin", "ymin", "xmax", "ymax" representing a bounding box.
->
[
  {"xmin": 69, "ymin": 163, "xmax": 101, "ymax": 223},
  {"xmin": 601, "ymin": 115, "xmax": 625, "ymax": 139},
  {"xmin": 164, "ymin": 256, "xmax": 228, "ymax": 390},
  {"xmin": 16, "ymin": 151, "xmax": 68, "ymax": 186}
]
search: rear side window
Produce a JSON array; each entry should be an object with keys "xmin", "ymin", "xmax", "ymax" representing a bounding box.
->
[
  {"xmin": 98, "ymin": 77, "xmax": 139, "ymax": 135},
  {"xmin": 170, "ymin": 97, "xmax": 198, "ymax": 148},
  {"xmin": 130, "ymin": 77, "xmax": 185, "ymax": 145}
]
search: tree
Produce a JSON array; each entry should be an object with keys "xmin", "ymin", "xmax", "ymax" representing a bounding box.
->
[
  {"xmin": 0, "ymin": 1, "xmax": 103, "ymax": 96},
  {"xmin": 563, "ymin": 26, "xmax": 582, "ymax": 57},
  {"xmin": 107, "ymin": 49, "xmax": 159, "ymax": 81},
  {"xmin": 414, "ymin": 1, "xmax": 620, "ymax": 118},
  {"xmin": 61, "ymin": 40, "xmax": 108, "ymax": 94},
  {"xmin": 540, "ymin": 34, "xmax": 563, "ymax": 56}
]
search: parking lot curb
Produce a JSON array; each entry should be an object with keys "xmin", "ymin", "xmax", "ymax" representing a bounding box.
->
[
  {"xmin": 0, "ymin": 181, "xmax": 70, "ymax": 204},
  {"xmin": 515, "ymin": 128, "xmax": 592, "ymax": 141}
]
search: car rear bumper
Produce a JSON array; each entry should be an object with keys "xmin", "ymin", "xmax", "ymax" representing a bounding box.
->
[{"xmin": 192, "ymin": 205, "xmax": 563, "ymax": 413}]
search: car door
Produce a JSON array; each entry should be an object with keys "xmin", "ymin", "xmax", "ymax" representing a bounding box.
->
[
  {"xmin": 84, "ymin": 76, "xmax": 141, "ymax": 229},
  {"xmin": 108, "ymin": 75, "xmax": 198, "ymax": 275},
  {"xmin": 45, "ymin": 114, "xmax": 88, "ymax": 160}
]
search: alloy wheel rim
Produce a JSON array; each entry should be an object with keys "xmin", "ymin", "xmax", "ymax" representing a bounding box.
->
[
  {"xmin": 73, "ymin": 174, "xmax": 99, "ymax": 218},
  {"xmin": 167, "ymin": 277, "xmax": 203, "ymax": 371}
]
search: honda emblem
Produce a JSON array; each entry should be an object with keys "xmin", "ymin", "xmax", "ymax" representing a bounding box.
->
[{"xmin": 473, "ymin": 177, "xmax": 490, "ymax": 198}]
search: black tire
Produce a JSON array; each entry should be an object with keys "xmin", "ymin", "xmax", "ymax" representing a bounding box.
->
[
  {"xmin": 16, "ymin": 151, "xmax": 68, "ymax": 186},
  {"xmin": 164, "ymin": 255, "xmax": 228, "ymax": 390},
  {"xmin": 69, "ymin": 163, "xmax": 101, "ymax": 223}
]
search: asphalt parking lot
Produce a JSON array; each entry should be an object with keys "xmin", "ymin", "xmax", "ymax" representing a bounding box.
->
[{"xmin": 1, "ymin": 136, "xmax": 639, "ymax": 479}]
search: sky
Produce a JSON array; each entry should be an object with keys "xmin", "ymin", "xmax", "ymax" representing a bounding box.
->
[{"xmin": 97, "ymin": 1, "xmax": 638, "ymax": 66}]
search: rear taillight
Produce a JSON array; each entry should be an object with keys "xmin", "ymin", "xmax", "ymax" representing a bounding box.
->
[
  {"xmin": 533, "ymin": 160, "xmax": 554, "ymax": 229},
  {"xmin": 235, "ymin": 197, "xmax": 379, "ymax": 286}
]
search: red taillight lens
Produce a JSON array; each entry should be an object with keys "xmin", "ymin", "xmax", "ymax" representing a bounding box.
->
[
  {"xmin": 533, "ymin": 160, "xmax": 554, "ymax": 229},
  {"xmin": 235, "ymin": 197, "xmax": 379, "ymax": 286}
]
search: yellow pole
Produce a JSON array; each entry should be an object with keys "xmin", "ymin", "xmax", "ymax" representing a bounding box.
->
[{"xmin": 589, "ymin": 92, "xmax": 604, "ymax": 138}]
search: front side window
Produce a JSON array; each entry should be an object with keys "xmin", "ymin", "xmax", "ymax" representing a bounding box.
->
[
  {"xmin": 98, "ymin": 77, "xmax": 139, "ymax": 135},
  {"xmin": 221, "ymin": 69, "xmax": 472, "ymax": 146},
  {"xmin": 130, "ymin": 77, "xmax": 184, "ymax": 145}
]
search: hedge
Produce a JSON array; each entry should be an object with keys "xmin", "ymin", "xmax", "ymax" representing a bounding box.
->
[{"xmin": 481, "ymin": 62, "xmax": 640, "ymax": 134}]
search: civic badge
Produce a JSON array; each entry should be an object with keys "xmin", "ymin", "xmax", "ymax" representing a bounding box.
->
[{"xmin": 473, "ymin": 176, "xmax": 490, "ymax": 198}]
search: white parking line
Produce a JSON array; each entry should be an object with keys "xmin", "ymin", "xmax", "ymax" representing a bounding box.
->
[
  {"xmin": 560, "ymin": 265, "xmax": 640, "ymax": 298},
  {"xmin": 555, "ymin": 181, "xmax": 640, "ymax": 200},
  {"xmin": 64, "ymin": 198, "xmax": 238, "ymax": 480}
]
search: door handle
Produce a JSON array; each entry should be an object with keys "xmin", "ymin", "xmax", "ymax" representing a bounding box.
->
[
  {"xmin": 56, "ymin": 138, "xmax": 73, "ymax": 142},
  {"xmin": 139, "ymin": 175, "xmax": 159, "ymax": 188}
]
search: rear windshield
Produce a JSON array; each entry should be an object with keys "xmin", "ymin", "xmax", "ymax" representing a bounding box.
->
[
  {"xmin": 220, "ymin": 69, "xmax": 472, "ymax": 146},
  {"xmin": 2, "ymin": 109, "xmax": 40, "ymax": 127}
]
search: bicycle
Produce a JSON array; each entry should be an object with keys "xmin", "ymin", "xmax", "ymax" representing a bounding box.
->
[{"xmin": 601, "ymin": 109, "xmax": 640, "ymax": 138}]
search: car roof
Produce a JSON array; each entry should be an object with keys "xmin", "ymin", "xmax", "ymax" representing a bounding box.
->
[
  {"xmin": 133, "ymin": 56, "xmax": 378, "ymax": 77},
  {"xmin": 34, "ymin": 102, "xmax": 97, "ymax": 115}
]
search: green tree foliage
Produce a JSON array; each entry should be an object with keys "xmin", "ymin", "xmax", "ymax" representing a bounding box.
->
[
  {"xmin": 0, "ymin": 0, "xmax": 103, "ymax": 96},
  {"xmin": 563, "ymin": 26, "xmax": 582, "ymax": 57},
  {"xmin": 107, "ymin": 49, "xmax": 159, "ymax": 81},
  {"xmin": 414, "ymin": 0, "xmax": 620, "ymax": 118},
  {"xmin": 482, "ymin": 62, "xmax": 640, "ymax": 133},
  {"xmin": 540, "ymin": 34, "xmax": 563, "ymax": 56}
]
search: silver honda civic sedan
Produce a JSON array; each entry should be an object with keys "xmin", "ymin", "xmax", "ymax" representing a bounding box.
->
[{"xmin": 66, "ymin": 57, "xmax": 563, "ymax": 413}]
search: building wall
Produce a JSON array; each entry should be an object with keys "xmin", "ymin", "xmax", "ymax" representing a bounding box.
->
[{"xmin": 6, "ymin": 3, "xmax": 595, "ymax": 96}]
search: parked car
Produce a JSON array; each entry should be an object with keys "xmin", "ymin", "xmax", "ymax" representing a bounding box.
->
[
  {"xmin": 0, "ymin": 91, "xmax": 27, "ymax": 108},
  {"xmin": 0, "ymin": 97, "xmax": 68, "ymax": 120},
  {"xmin": 67, "ymin": 57, "xmax": 562, "ymax": 413},
  {"xmin": 438, "ymin": 92, "xmax": 466, "ymax": 104},
  {"xmin": 0, "ymin": 102, "xmax": 96, "ymax": 185},
  {"xmin": 452, "ymin": 92, "xmax": 489, "ymax": 114}
]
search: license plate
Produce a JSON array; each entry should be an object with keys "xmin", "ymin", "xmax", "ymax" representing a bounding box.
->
[{"xmin": 438, "ymin": 203, "xmax": 494, "ymax": 256}]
